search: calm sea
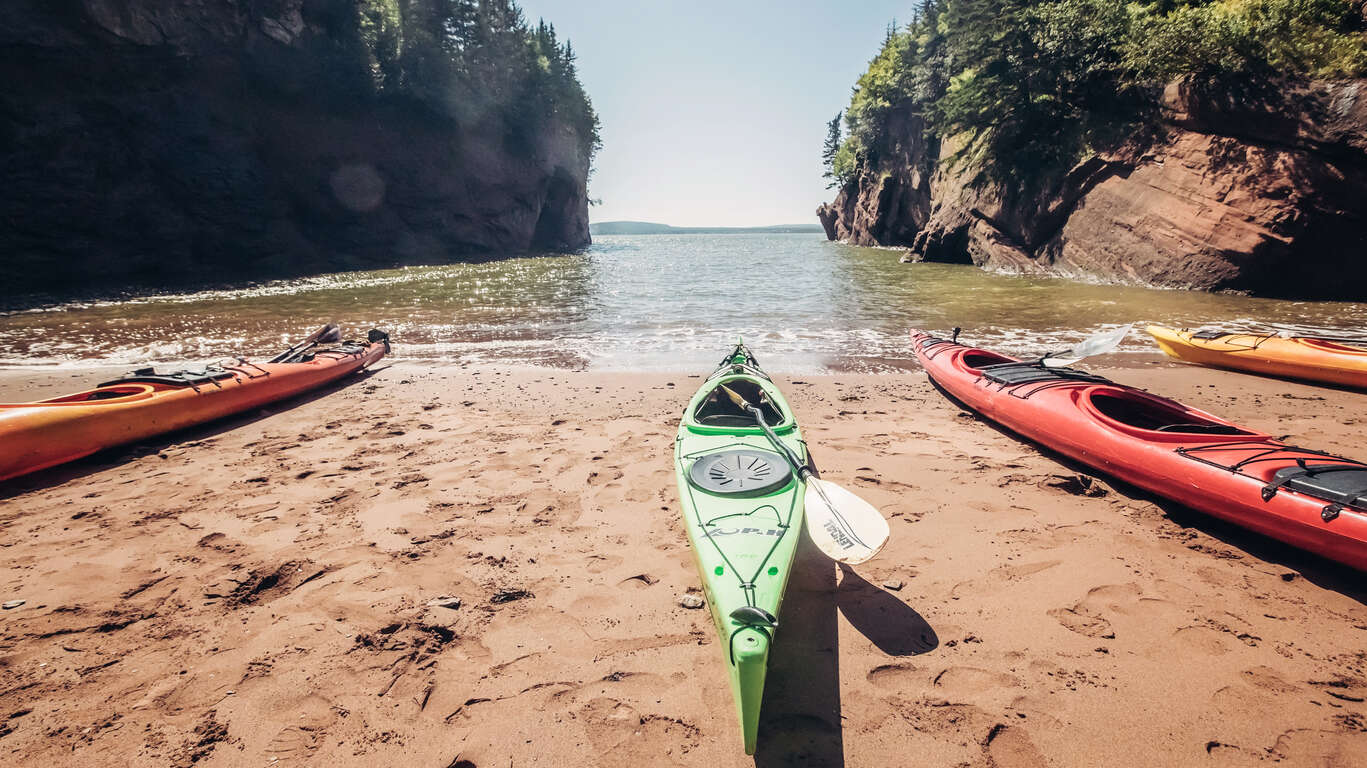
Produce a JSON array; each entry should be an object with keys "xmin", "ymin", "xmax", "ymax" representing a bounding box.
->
[{"xmin": 2, "ymin": 234, "xmax": 1363, "ymax": 372}]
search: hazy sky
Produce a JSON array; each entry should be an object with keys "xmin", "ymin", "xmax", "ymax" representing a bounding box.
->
[{"xmin": 516, "ymin": 1, "xmax": 910, "ymax": 226}]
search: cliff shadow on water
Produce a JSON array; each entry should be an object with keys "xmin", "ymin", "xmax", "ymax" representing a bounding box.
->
[{"xmin": 0, "ymin": 0, "xmax": 597, "ymax": 299}]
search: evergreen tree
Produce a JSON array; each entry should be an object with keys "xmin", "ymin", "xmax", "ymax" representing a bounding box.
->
[
  {"xmin": 821, "ymin": 112, "xmax": 844, "ymax": 188},
  {"xmin": 344, "ymin": 0, "xmax": 599, "ymax": 163}
]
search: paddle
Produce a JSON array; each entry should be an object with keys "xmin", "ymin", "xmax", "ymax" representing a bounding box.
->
[
  {"xmin": 269, "ymin": 323, "xmax": 342, "ymax": 364},
  {"xmin": 1041, "ymin": 323, "xmax": 1133, "ymax": 368},
  {"xmin": 719, "ymin": 385, "xmax": 890, "ymax": 565}
]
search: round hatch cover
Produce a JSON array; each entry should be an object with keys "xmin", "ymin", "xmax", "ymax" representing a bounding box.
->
[{"xmin": 688, "ymin": 449, "xmax": 792, "ymax": 496}]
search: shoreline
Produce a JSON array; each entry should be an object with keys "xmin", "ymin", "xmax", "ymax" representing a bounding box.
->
[
  {"xmin": 0, "ymin": 358, "xmax": 1363, "ymax": 765},
  {"xmin": 0, "ymin": 348, "xmax": 1177, "ymax": 378}
]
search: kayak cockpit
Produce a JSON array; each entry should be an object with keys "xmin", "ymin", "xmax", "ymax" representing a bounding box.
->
[
  {"xmin": 1085, "ymin": 389, "xmax": 1256, "ymax": 437},
  {"xmin": 693, "ymin": 378, "xmax": 785, "ymax": 427},
  {"xmin": 16, "ymin": 384, "xmax": 157, "ymax": 407},
  {"xmin": 1297, "ymin": 337, "xmax": 1367, "ymax": 355},
  {"xmin": 960, "ymin": 350, "xmax": 1016, "ymax": 371}
]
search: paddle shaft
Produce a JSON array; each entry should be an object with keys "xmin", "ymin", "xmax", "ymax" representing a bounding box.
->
[
  {"xmin": 270, "ymin": 324, "xmax": 341, "ymax": 364},
  {"xmin": 743, "ymin": 400, "xmax": 884, "ymax": 556},
  {"xmin": 718, "ymin": 383, "xmax": 886, "ymax": 561},
  {"xmin": 744, "ymin": 404, "xmax": 812, "ymax": 480},
  {"xmin": 717, "ymin": 385, "xmax": 836, "ymax": 508}
]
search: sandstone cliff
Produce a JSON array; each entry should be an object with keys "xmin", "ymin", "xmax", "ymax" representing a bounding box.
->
[
  {"xmin": 818, "ymin": 79, "xmax": 1367, "ymax": 300},
  {"xmin": 1, "ymin": 0, "xmax": 593, "ymax": 296}
]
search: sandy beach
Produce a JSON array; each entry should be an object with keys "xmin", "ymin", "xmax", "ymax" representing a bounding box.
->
[{"xmin": 0, "ymin": 355, "xmax": 1364, "ymax": 767}]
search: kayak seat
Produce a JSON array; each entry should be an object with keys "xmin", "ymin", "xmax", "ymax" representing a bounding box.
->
[
  {"xmin": 98, "ymin": 366, "xmax": 237, "ymax": 388},
  {"xmin": 1089, "ymin": 392, "xmax": 1253, "ymax": 435},
  {"xmin": 1153, "ymin": 423, "xmax": 1250, "ymax": 434},
  {"xmin": 962, "ymin": 351, "xmax": 1014, "ymax": 369},
  {"xmin": 694, "ymin": 380, "xmax": 784, "ymax": 427},
  {"xmin": 978, "ymin": 362, "xmax": 1110, "ymax": 387},
  {"xmin": 1266, "ymin": 465, "xmax": 1367, "ymax": 510}
]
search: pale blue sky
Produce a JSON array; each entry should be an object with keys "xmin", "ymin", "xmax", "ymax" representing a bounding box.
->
[{"xmin": 517, "ymin": 1, "xmax": 911, "ymax": 227}]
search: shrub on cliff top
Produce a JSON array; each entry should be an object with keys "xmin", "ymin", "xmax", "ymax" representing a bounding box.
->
[{"xmin": 1129, "ymin": 0, "xmax": 1367, "ymax": 80}]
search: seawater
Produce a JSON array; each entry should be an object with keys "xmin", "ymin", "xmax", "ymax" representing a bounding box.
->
[{"xmin": 2, "ymin": 234, "xmax": 1364, "ymax": 372}]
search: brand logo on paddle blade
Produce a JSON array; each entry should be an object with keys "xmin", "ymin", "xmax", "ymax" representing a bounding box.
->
[{"xmin": 823, "ymin": 519, "xmax": 855, "ymax": 550}]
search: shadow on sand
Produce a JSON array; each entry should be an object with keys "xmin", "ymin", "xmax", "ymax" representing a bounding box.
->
[
  {"xmin": 0, "ymin": 365, "xmax": 389, "ymax": 501},
  {"xmin": 755, "ymin": 530, "xmax": 939, "ymax": 765},
  {"xmin": 755, "ymin": 530, "xmax": 843, "ymax": 767},
  {"xmin": 836, "ymin": 566, "xmax": 938, "ymax": 656}
]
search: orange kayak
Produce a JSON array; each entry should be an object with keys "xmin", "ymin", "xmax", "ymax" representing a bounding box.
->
[
  {"xmin": 0, "ymin": 328, "xmax": 389, "ymax": 482},
  {"xmin": 1146, "ymin": 325, "xmax": 1367, "ymax": 389}
]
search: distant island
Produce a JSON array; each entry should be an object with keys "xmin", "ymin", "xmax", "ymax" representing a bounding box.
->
[{"xmin": 591, "ymin": 221, "xmax": 824, "ymax": 235}]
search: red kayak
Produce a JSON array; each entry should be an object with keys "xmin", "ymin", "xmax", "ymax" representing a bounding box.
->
[{"xmin": 911, "ymin": 330, "xmax": 1367, "ymax": 570}]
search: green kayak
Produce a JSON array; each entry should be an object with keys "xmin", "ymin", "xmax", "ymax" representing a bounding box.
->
[{"xmin": 673, "ymin": 342, "xmax": 806, "ymax": 754}]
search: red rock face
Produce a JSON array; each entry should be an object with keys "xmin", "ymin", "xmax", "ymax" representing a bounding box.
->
[{"xmin": 818, "ymin": 79, "xmax": 1367, "ymax": 300}]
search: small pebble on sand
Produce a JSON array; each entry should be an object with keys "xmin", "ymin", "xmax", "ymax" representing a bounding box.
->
[{"xmin": 679, "ymin": 594, "xmax": 704, "ymax": 609}]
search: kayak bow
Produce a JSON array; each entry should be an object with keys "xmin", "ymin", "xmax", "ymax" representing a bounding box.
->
[
  {"xmin": 0, "ymin": 327, "xmax": 389, "ymax": 482},
  {"xmin": 912, "ymin": 329, "xmax": 1367, "ymax": 570},
  {"xmin": 673, "ymin": 342, "xmax": 806, "ymax": 754}
]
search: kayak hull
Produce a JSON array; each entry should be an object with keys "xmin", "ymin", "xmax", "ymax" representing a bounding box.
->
[
  {"xmin": 912, "ymin": 330, "xmax": 1367, "ymax": 570},
  {"xmin": 0, "ymin": 341, "xmax": 386, "ymax": 482},
  {"xmin": 1146, "ymin": 325, "xmax": 1367, "ymax": 389},
  {"xmin": 674, "ymin": 352, "xmax": 806, "ymax": 754}
]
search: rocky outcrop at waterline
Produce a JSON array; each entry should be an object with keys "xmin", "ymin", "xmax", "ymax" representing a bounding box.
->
[
  {"xmin": 0, "ymin": 0, "xmax": 594, "ymax": 295},
  {"xmin": 818, "ymin": 79, "xmax": 1367, "ymax": 300}
]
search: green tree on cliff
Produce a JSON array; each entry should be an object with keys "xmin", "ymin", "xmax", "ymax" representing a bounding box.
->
[
  {"xmin": 931, "ymin": 0, "xmax": 1141, "ymax": 186},
  {"xmin": 354, "ymin": 0, "xmax": 600, "ymax": 163},
  {"xmin": 822, "ymin": 112, "xmax": 844, "ymax": 188},
  {"xmin": 827, "ymin": 0, "xmax": 1367, "ymax": 192}
]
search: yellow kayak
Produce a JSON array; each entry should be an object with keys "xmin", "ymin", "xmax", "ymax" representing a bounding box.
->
[{"xmin": 1146, "ymin": 325, "xmax": 1367, "ymax": 389}]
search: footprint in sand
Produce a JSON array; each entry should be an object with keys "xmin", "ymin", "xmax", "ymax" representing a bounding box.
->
[
  {"xmin": 1047, "ymin": 605, "xmax": 1113, "ymax": 638},
  {"xmin": 1172, "ymin": 625, "xmax": 1232, "ymax": 656},
  {"xmin": 933, "ymin": 666, "xmax": 1022, "ymax": 694},
  {"xmin": 584, "ymin": 554, "xmax": 623, "ymax": 574},
  {"xmin": 989, "ymin": 559, "xmax": 1062, "ymax": 582},
  {"xmin": 985, "ymin": 724, "xmax": 1049, "ymax": 768},
  {"xmin": 866, "ymin": 662, "xmax": 922, "ymax": 690},
  {"xmin": 1047, "ymin": 583, "xmax": 1154, "ymax": 638},
  {"xmin": 1006, "ymin": 696, "xmax": 1064, "ymax": 730},
  {"xmin": 570, "ymin": 594, "xmax": 614, "ymax": 616},
  {"xmin": 1267, "ymin": 728, "xmax": 1367, "ymax": 764},
  {"xmin": 263, "ymin": 694, "xmax": 336, "ymax": 761},
  {"xmin": 576, "ymin": 697, "xmax": 698, "ymax": 766},
  {"xmin": 1240, "ymin": 665, "xmax": 1301, "ymax": 694}
]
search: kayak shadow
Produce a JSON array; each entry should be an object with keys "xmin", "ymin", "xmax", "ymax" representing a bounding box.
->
[
  {"xmin": 924, "ymin": 374, "xmax": 1367, "ymax": 606},
  {"xmin": 0, "ymin": 366, "xmax": 387, "ymax": 500},
  {"xmin": 836, "ymin": 566, "xmax": 938, "ymax": 656},
  {"xmin": 755, "ymin": 529, "xmax": 844, "ymax": 767}
]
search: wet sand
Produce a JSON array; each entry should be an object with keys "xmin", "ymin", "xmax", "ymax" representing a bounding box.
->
[{"xmin": 0, "ymin": 356, "xmax": 1364, "ymax": 767}]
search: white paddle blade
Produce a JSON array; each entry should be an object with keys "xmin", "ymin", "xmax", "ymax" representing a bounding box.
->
[
  {"xmin": 803, "ymin": 478, "xmax": 890, "ymax": 565},
  {"xmin": 1043, "ymin": 323, "xmax": 1133, "ymax": 368}
]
